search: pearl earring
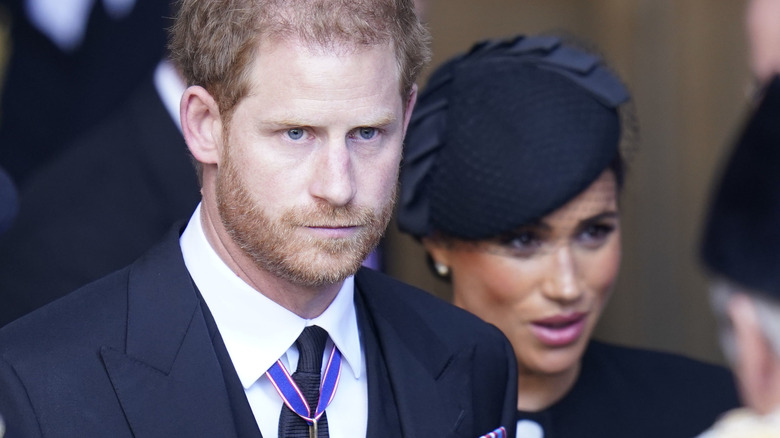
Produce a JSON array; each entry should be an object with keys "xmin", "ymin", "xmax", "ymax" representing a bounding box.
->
[{"xmin": 435, "ymin": 262, "xmax": 450, "ymax": 277}]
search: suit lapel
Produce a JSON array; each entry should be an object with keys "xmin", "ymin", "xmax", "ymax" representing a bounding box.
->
[
  {"xmin": 355, "ymin": 291, "xmax": 403, "ymax": 437},
  {"xmin": 355, "ymin": 269, "xmax": 472, "ymax": 438},
  {"xmin": 100, "ymin": 230, "xmax": 241, "ymax": 438}
]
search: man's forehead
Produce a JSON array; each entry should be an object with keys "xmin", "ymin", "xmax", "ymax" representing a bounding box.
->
[
  {"xmin": 247, "ymin": 37, "xmax": 402, "ymax": 94},
  {"xmin": 235, "ymin": 36, "xmax": 404, "ymax": 123}
]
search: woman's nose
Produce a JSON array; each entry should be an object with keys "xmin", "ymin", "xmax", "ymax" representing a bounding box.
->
[{"xmin": 541, "ymin": 245, "xmax": 583, "ymax": 303}]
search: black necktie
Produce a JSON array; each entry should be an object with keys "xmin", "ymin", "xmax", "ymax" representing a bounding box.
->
[{"xmin": 279, "ymin": 325, "xmax": 330, "ymax": 438}]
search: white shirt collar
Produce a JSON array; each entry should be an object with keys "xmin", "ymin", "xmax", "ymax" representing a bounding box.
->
[{"xmin": 179, "ymin": 203, "xmax": 363, "ymax": 389}]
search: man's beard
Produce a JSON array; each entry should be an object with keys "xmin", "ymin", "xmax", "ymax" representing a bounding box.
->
[{"xmin": 216, "ymin": 153, "xmax": 395, "ymax": 289}]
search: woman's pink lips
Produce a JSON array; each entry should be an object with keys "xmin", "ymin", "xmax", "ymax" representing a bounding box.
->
[{"xmin": 529, "ymin": 312, "xmax": 588, "ymax": 347}]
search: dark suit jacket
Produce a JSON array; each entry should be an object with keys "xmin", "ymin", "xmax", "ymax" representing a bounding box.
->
[
  {"xmin": 0, "ymin": 229, "xmax": 518, "ymax": 437},
  {"xmin": 0, "ymin": 77, "xmax": 200, "ymax": 327},
  {"xmin": 0, "ymin": 166, "xmax": 16, "ymax": 234}
]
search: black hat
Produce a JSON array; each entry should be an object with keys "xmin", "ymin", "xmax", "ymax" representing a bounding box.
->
[
  {"xmin": 398, "ymin": 35, "xmax": 631, "ymax": 240},
  {"xmin": 701, "ymin": 77, "xmax": 780, "ymax": 298},
  {"xmin": 0, "ymin": 166, "xmax": 17, "ymax": 235}
]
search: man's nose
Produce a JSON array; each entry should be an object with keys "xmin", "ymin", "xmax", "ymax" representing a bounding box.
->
[{"xmin": 309, "ymin": 139, "xmax": 356, "ymax": 207}]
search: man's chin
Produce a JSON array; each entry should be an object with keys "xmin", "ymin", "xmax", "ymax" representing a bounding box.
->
[
  {"xmin": 275, "ymin": 264, "xmax": 361, "ymax": 289},
  {"xmin": 264, "ymin": 247, "xmax": 370, "ymax": 289}
]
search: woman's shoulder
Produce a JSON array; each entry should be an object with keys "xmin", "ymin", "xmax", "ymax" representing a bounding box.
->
[
  {"xmin": 585, "ymin": 340, "xmax": 731, "ymax": 375},
  {"xmin": 579, "ymin": 340, "xmax": 739, "ymax": 412},
  {"xmin": 582, "ymin": 339, "xmax": 737, "ymax": 392},
  {"xmin": 548, "ymin": 340, "xmax": 740, "ymax": 437}
]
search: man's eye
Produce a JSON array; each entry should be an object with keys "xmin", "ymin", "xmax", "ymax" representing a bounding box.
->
[
  {"xmin": 287, "ymin": 128, "xmax": 305, "ymax": 140},
  {"xmin": 357, "ymin": 127, "xmax": 377, "ymax": 140}
]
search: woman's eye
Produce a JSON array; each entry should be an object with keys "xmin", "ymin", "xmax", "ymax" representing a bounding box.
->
[
  {"xmin": 357, "ymin": 127, "xmax": 377, "ymax": 140},
  {"xmin": 577, "ymin": 223, "xmax": 615, "ymax": 248},
  {"xmin": 497, "ymin": 231, "xmax": 541, "ymax": 258},
  {"xmin": 286, "ymin": 128, "xmax": 305, "ymax": 140}
]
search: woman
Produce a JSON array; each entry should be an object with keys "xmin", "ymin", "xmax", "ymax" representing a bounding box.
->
[{"xmin": 398, "ymin": 35, "xmax": 740, "ymax": 438}]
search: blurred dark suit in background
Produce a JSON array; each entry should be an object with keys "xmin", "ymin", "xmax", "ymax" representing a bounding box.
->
[
  {"xmin": 0, "ymin": 64, "xmax": 200, "ymax": 326},
  {"xmin": 0, "ymin": 166, "xmax": 15, "ymax": 236},
  {"xmin": 0, "ymin": 0, "xmax": 171, "ymax": 185}
]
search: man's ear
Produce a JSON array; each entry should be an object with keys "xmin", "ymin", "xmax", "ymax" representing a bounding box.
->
[
  {"xmin": 181, "ymin": 85, "xmax": 223, "ymax": 165},
  {"xmin": 401, "ymin": 83, "xmax": 419, "ymax": 136}
]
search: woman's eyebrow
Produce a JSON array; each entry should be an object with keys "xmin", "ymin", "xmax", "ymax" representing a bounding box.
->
[{"xmin": 579, "ymin": 211, "xmax": 619, "ymax": 226}]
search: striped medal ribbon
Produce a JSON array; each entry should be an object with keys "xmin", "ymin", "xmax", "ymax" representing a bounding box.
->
[
  {"xmin": 486, "ymin": 426, "xmax": 507, "ymax": 438},
  {"xmin": 478, "ymin": 426, "xmax": 508, "ymax": 438},
  {"xmin": 267, "ymin": 346, "xmax": 343, "ymax": 438}
]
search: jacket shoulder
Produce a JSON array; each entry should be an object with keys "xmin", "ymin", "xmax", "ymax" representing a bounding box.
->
[
  {"xmin": 574, "ymin": 340, "xmax": 740, "ymax": 431},
  {"xmin": 586, "ymin": 340, "xmax": 737, "ymax": 387},
  {"xmin": 0, "ymin": 267, "xmax": 131, "ymax": 360},
  {"xmin": 355, "ymin": 268, "xmax": 518, "ymax": 437},
  {"xmin": 355, "ymin": 267, "xmax": 507, "ymax": 342}
]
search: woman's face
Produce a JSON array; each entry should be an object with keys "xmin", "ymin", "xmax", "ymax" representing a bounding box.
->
[{"xmin": 425, "ymin": 170, "xmax": 621, "ymax": 378}]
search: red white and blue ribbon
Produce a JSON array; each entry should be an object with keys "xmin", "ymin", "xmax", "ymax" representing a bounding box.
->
[
  {"xmin": 266, "ymin": 345, "xmax": 343, "ymax": 425},
  {"xmin": 479, "ymin": 426, "xmax": 507, "ymax": 438}
]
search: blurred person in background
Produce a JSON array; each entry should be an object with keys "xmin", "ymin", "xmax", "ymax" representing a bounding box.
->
[
  {"xmin": 397, "ymin": 34, "xmax": 740, "ymax": 438},
  {"xmin": 698, "ymin": 68, "xmax": 780, "ymax": 438},
  {"xmin": 0, "ymin": 55, "xmax": 200, "ymax": 327},
  {"xmin": 0, "ymin": 0, "xmax": 171, "ymax": 185},
  {"xmin": 0, "ymin": 0, "xmax": 195, "ymax": 327},
  {"xmin": 697, "ymin": 0, "xmax": 780, "ymax": 435}
]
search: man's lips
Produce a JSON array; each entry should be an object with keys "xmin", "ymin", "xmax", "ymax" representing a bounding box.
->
[
  {"xmin": 303, "ymin": 224, "xmax": 362, "ymax": 238},
  {"xmin": 529, "ymin": 312, "xmax": 588, "ymax": 347},
  {"xmin": 305, "ymin": 223, "xmax": 362, "ymax": 228}
]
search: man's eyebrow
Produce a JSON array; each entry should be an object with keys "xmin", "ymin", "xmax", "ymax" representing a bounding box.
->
[
  {"xmin": 258, "ymin": 112, "xmax": 399, "ymax": 129},
  {"xmin": 257, "ymin": 119, "xmax": 307, "ymax": 128},
  {"xmin": 362, "ymin": 113, "xmax": 398, "ymax": 127}
]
